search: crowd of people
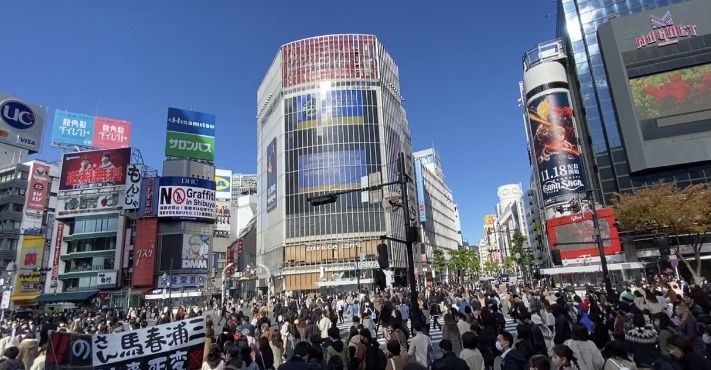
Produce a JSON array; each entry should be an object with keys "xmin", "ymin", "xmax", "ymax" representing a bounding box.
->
[{"xmin": 199, "ymin": 279, "xmax": 711, "ymax": 370}]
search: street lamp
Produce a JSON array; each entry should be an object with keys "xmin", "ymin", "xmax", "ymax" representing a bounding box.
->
[{"xmin": 0, "ymin": 261, "xmax": 17, "ymax": 322}]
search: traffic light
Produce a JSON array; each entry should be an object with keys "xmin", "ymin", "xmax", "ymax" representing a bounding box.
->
[{"xmin": 377, "ymin": 243, "xmax": 389, "ymax": 269}]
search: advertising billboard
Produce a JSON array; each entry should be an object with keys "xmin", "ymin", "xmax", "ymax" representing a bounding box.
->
[
  {"xmin": 157, "ymin": 177, "xmax": 216, "ymax": 222},
  {"xmin": 15, "ymin": 236, "xmax": 44, "ymax": 297},
  {"xmin": 123, "ymin": 164, "xmax": 143, "ymax": 210},
  {"xmin": 164, "ymin": 107, "xmax": 216, "ymax": 162},
  {"xmin": 414, "ymin": 159, "xmax": 427, "ymax": 223},
  {"xmin": 295, "ymin": 90, "xmax": 364, "ymax": 129},
  {"xmin": 139, "ymin": 177, "xmax": 159, "ymax": 217},
  {"xmin": 25, "ymin": 162, "xmax": 50, "ymax": 217},
  {"xmin": 59, "ymin": 147, "xmax": 131, "ymax": 190},
  {"xmin": 298, "ymin": 150, "xmax": 365, "ymax": 193},
  {"xmin": 50, "ymin": 223, "xmax": 65, "ymax": 288},
  {"xmin": 215, "ymin": 169, "xmax": 232, "ymax": 201},
  {"xmin": 52, "ymin": 110, "xmax": 132, "ymax": 149},
  {"xmin": 132, "ymin": 218, "xmax": 158, "ymax": 287},
  {"xmin": 158, "ymin": 234, "xmax": 209, "ymax": 271},
  {"xmin": 484, "ymin": 214, "xmax": 495, "ymax": 225},
  {"xmin": 266, "ymin": 138, "xmax": 277, "ymax": 212},
  {"xmin": 215, "ymin": 201, "xmax": 232, "ymax": 233},
  {"xmin": 526, "ymin": 92, "xmax": 587, "ymax": 207},
  {"xmin": 546, "ymin": 208, "xmax": 622, "ymax": 260},
  {"xmin": 282, "ymin": 34, "xmax": 378, "ymax": 88},
  {"xmin": 154, "ymin": 274, "xmax": 206, "ymax": 289},
  {"xmin": 0, "ymin": 92, "xmax": 46, "ymax": 153},
  {"xmin": 57, "ymin": 190, "xmax": 122, "ymax": 217}
]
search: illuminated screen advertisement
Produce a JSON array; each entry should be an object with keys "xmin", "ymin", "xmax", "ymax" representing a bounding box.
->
[
  {"xmin": 266, "ymin": 138, "xmax": 277, "ymax": 212},
  {"xmin": 157, "ymin": 177, "xmax": 216, "ymax": 222},
  {"xmin": 59, "ymin": 147, "xmax": 131, "ymax": 190},
  {"xmin": 527, "ymin": 92, "xmax": 588, "ymax": 206},
  {"xmin": 159, "ymin": 234, "xmax": 209, "ymax": 271},
  {"xmin": 546, "ymin": 208, "xmax": 622, "ymax": 260},
  {"xmin": 629, "ymin": 63, "xmax": 711, "ymax": 120},
  {"xmin": 282, "ymin": 34, "xmax": 378, "ymax": 88},
  {"xmin": 52, "ymin": 110, "xmax": 132, "ymax": 149},
  {"xmin": 298, "ymin": 150, "xmax": 366, "ymax": 193},
  {"xmin": 296, "ymin": 90, "xmax": 364, "ymax": 129}
]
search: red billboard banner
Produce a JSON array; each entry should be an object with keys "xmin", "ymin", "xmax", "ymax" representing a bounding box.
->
[
  {"xmin": 50, "ymin": 223, "xmax": 64, "ymax": 287},
  {"xmin": 282, "ymin": 34, "xmax": 378, "ymax": 88},
  {"xmin": 93, "ymin": 117, "xmax": 131, "ymax": 149},
  {"xmin": 546, "ymin": 208, "xmax": 622, "ymax": 260},
  {"xmin": 132, "ymin": 218, "xmax": 158, "ymax": 287},
  {"xmin": 226, "ymin": 244, "xmax": 234, "ymax": 277},
  {"xmin": 26, "ymin": 162, "xmax": 50, "ymax": 214},
  {"xmin": 59, "ymin": 147, "xmax": 131, "ymax": 190}
]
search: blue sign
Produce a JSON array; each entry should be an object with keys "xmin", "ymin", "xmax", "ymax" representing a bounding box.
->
[
  {"xmin": 296, "ymin": 94, "xmax": 318, "ymax": 128},
  {"xmin": 166, "ymin": 107, "xmax": 216, "ymax": 137},
  {"xmin": 156, "ymin": 274, "xmax": 206, "ymax": 289},
  {"xmin": 296, "ymin": 90, "xmax": 364, "ymax": 129},
  {"xmin": 298, "ymin": 150, "xmax": 366, "ymax": 192},
  {"xmin": 0, "ymin": 100, "xmax": 37, "ymax": 130},
  {"xmin": 415, "ymin": 159, "xmax": 427, "ymax": 223},
  {"xmin": 52, "ymin": 110, "xmax": 96, "ymax": 146},
  {"xmin": 138, "ymin": 177, "xmax": 159, "ymax": 218}
]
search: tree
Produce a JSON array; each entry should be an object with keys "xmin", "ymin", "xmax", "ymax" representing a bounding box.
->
[
  {"xmin": 613, "ymin": 182, "xmax": 711, "ymax": 285},
  {"xmin": 483, "ymin": 260, "xmax": 499, "ymax": 276},
  {"xmin": 505, "ymin": 230, "xmax": 536, "ymax": 281},
  {"xmin": 432, "ymin": 248, "xmax": 446, "ymax": 281},
  {"xmin": 448, "ymin": 248, "xmax": 480, "ymax": 283}
]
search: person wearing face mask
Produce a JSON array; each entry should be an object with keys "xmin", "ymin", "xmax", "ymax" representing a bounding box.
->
[
  {"xmin": 666, "ymin": 334, "xmax": 711, "ymax": 369},
  {"xmin": 674, "ymin": 302, "xmax": 706, "ymax": 355},
  {"xmin": 496, "ymin": 332, "xmax": 526, "ymax": 370},
  {"xmin": 652, "ymin": 312, "xmax": 678, "ymax": 360}
]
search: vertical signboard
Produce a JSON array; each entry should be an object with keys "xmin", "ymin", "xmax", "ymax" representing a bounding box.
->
[
  {"xmin": 266, "ymin": 138, "xmax": 277, "ymax": 212},
  {"xmin": 215, "ymin": 169, "xmax": 232, "ymax": 201},
  {"xmin": 132, "ymin": 218, "xmax": 158, "ymax": 287},
  {"xmin": 225, "ymin": 243, "xmax": 234, "ymax": 277},
  {"xmin": 0, "ymin": 92, "xmax": 47, "ymax": 153},
  {"xmin": 214, "ymin": 201, "xmax": 232, "ymax": 233},
  {"xmin": 414, "ymin": 159, "xmax": 427, "ymax": 223},
  {"xmin": 50, "ymin": 223, "xmax": 65, "ymax": 288},
  {"xmin": 139, "ymin": 177, "xmax": 158, "ymax": 217},
  {"xmin": 16, "ymin": 236, "xmax": 45, "ymax": 298},
  {"xmin": 25, "ymin": 162, "xmax": 50, "ymax": 217},
  {"xmin": 164, "ymin": 107, "xmax": 216, "ymax": 161},
  {"xmin": 123, "ymin": 164, "xmax": 143, "ymax": 210}
]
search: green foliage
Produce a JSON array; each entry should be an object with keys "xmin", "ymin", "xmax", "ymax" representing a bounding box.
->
[
  {"xmin": 432, "ymin": 249, "xmax": 446, "ymax": 280},
  {"xmin": 448, "ymin": 248, "xmax": 481, "ymax": 282},
  {"xmin": 483, "ymin": 260, "xmax": 498, "ymax": 276}
]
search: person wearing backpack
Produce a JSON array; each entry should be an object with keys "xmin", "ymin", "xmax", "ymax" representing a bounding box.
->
[
  {"xmin": 359, "ymin": 328, "xmax": 386, "ymax": 370},
  {"xmin": 325, "ymin": 327, "xmax": 349, "ymax": 370},
  {"xmin": 384, "ymin": 340, "xmax": 408, "ymax": 370}
]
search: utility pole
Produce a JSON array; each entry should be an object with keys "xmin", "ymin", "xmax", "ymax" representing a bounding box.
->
[
  {"xmin": 587, "ymin": 190, "xmax": 614, "ymax": 297},
  {"xmin": 397, "ymin": 153, "xmax": 419, "ymax": 313}
]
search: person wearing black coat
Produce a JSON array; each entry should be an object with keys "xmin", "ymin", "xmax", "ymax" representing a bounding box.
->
[
  {"xmin": 498, "ymin": 332, "xmax": 527, "ymax": 370},
  {"xmin": 279, "ymin": 342, "xmax": 318, "ymax": 370},
  {"xmin": 553, "ymin": 304, "xmax": 572, "ymax": 345},
  {"xmin": 433, "ymin": 339, "xmax": 469, "ymax": 370}
]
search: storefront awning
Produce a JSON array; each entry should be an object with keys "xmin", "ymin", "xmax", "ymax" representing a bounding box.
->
[
  {"xmin": 35, "ymin": 290, "xmax": 99, "ymax": 303},
  {"xmin": 11, "ymin": 293, "xmax": 40, "ymax": 302}
]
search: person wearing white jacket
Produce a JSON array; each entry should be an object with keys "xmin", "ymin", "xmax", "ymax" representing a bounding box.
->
[
  {"xmin": 564, "ymin": 323, "xmax": 605, "ymax": 370},
  {"xmin": 408, "ymin": 322, "xmax": 432, "ymax": 368}
]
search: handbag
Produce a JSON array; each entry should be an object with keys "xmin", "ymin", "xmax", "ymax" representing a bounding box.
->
[{"xmin": 259, "ymin": 351, "xmax": 275, "ymax": 370}]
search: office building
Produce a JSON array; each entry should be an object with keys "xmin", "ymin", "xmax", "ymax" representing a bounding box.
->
[
  {"xmin": 231, "ymin": 173, "xmax": 257, "ymax": 200},
  {"xmin": 256, "ymin": 34, "xmax": 414, "ymax": 292},
  {"xmin": 413, "ymin": 148, "xmax": 462, "ymax": 282}
]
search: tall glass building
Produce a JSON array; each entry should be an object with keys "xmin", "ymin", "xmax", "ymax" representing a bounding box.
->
[
  {"xmin": 555, "ymin": 0, "xmax": 710, "ymax": 205},
  {"xmin": 256, "ymin": 35, "xmax": 414, "ymax": 293}
]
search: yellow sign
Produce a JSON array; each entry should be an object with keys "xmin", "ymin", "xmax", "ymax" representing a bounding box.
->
[
  {"xmin": 484, "ymin": 214, "xmax": 495, "ymax": 225},
  {"xmin": 15, "ymin": 236, "xmax": 45, "ymax": 300}
]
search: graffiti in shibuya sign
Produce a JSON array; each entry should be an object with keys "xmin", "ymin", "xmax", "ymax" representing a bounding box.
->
[{"xmin": 46, "ymin": 317, "xmax": 206, "ymax": 370}]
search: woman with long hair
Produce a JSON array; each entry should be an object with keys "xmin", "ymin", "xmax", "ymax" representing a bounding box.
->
[
  {"xmin": 667, "ymin": 333, "xmax": 711, "ymax": 369},
  {"xmin": 441, "ymin": 313, "xmax": 462, "ymax": 355},
  {"xmin": 565, "ymin": 323, "xmax": 605, "ymax": 370},
  {"xmin": 552, "ymin": 344, "xmax": 582, "ymax": 370},
  {"xmin": 601, "ymin": 341, "xmax": 635, "ymax": 370},
  {"xmin": 256, "ymin": 336, "xmax": 274, "ymax": 370},
  {"xmin": 269, "ymin": 329, "xmax": 284, "ymax": 368}
]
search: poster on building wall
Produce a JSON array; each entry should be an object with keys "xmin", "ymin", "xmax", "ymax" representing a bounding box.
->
[
  {"xmin": 132, "ymin": 218, "xmax": 158, "ymax": 287},
  {"xmin": 157, "ymin": 177, "xmax": 216, "ymax": 222},
  {"xmin": 526, "ymin": 92, "xmax": 588, "ymax": 206},
  {"xmin": 50, "ymin": 223, "xmax": 64, "ymax": 288},
  {"xmin": 123, "ymin": 164, "xmax": 143, "ymax": 210},
  {"xmin": 214, "ymin": 201, "xmax": 231, "ymax": 232},
  {"xmin": 266, "ymin": 138, "xmax": 277, "ymax": 212},
  {"xmin": 215, "ymin": 169, "xmax": 232, "ymax": 201},
  {"xmin": 25, "ymin": 162, "xmax": 50, "ymax": 217},
  {"xmin": 182, "ymin": 234, "xmax": 209, "ymax": 269},
  {"xmin": 46, "ymin": 317, "xmax": 206, "ymax": 370}
]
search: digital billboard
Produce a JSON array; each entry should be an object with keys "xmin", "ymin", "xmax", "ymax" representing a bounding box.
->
[
  {"xmin": 298, "ymin": 150, "xmax": 366, "ymax": 193},
  {"xmin": 266, "ymin": 138, "xmax": 277, "ymax": 212},
  {"xmin": 295, "ymin": 90, "xmax": 364, "ymax": 129},
  {"xmin": 25, "ymin": 162, "xmax": 50, "ymax": 217},
  {"xmin": 629, "ymin": 63, "xmax": 711, "ymax": 121},
  {"xmin": 526, "ymin": 92, "xmax": 587, "ymax": 207},
  {"xmin": 546, "ymin": 208, "xmax": 622, "ymax": 260},
  {"xmin": 157, "ymin": 177, "xmax": 216, "ymax": 222},
  {"xmin": 414, "ymin": 159, "xmax": 427, "ymax": 223},
  {"xmin": 215, "ymin": 169, "xmax": 232, "ymax": 201},
  {"xmin": 282, "ymin": 34, "xmax": 378, "ymax": 88},
  {"xmin": 181, "ymin": 234, "xmax": 210, "ymax": 269},
  {"xmin": 52, "ymin": 110, "xmax": 132, "ymax": 149},
  {"xmin": 0, "ymin": 92, "xmax": 46, "ymax": 153},
  {"xmin": 59, "ymin": 147, "xmax": 131, "ymax": 190},
  {"xmin": 164, "ymin": 107, "xmax": 216, "ymax": 162},
  {"xmin": 215, "ymin": 201, "xmax": 232, "ymax": 232}
]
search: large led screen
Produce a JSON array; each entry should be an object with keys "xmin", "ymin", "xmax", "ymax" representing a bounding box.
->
[
  {"xmin": 546, "ymin": 208, "xmax": 622, "ymax": 260},
  {"xmin": 298, "ymin": 150, "xmax": 366, "ymax": 193},
  {"xmin": 629, "ymin": 63, "xmax": 711, "ymax": 121}
]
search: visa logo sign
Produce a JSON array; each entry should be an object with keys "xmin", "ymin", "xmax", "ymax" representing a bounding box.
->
[{"xmin": 19, "ymin": 137, "xmax": 36, "ymax": 145}]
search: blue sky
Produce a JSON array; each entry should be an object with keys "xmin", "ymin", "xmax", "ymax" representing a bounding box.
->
[{"xmin": 1, "ymin": 0, "xmax": 557, "ymax": 244}]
